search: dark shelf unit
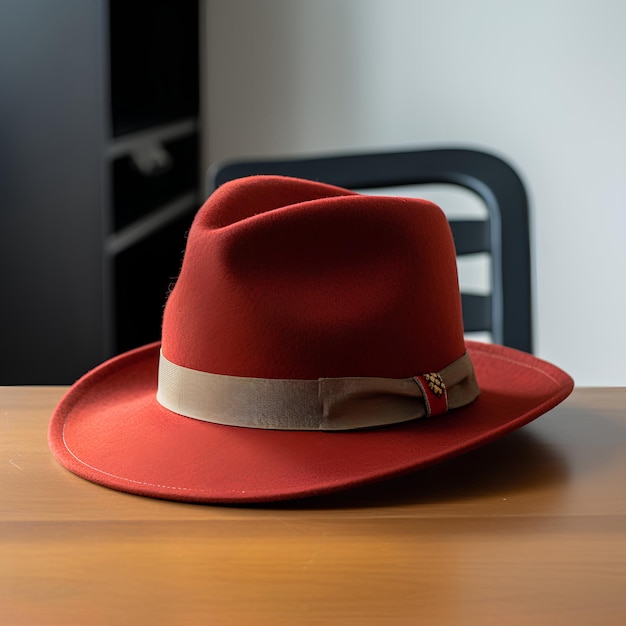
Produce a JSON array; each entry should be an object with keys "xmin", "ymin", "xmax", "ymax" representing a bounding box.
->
[{"xmin": 0, "ymin": 0, "xmax": 202, "ymax": 384}]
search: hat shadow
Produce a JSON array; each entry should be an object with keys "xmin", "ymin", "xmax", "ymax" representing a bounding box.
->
[{"xmin": 263, "ymin": 425, "xmax": 570, "ymax": 511}]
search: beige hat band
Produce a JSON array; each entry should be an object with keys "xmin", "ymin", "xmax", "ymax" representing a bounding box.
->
[{"xmin": 156, "ymin": 351, "xmax": 480, "ymax": 431}]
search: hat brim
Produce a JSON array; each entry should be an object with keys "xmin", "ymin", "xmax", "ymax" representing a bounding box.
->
[{"xmin": 49, "ymin": 341, "xmax": 573, "ymax": 503}]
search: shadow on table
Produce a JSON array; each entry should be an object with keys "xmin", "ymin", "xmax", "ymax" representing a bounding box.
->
[{"xmin": 264, "ymin": 423, "xmax": 571, "ymax": 511}]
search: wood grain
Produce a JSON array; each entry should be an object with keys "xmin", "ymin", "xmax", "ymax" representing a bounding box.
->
[{"xmin": 2, "ymin": 387, "xmax": 626, "ymax": 625}]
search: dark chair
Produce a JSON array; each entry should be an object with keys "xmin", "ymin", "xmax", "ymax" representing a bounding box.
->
[{"xmin": 207, "ymin": 148, "xmax": 532, "ymax": 353}]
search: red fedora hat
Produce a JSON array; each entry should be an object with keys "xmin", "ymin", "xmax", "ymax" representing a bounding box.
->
[{"xmin": 49, "ymin": 175, "xmax": 573, "ymax": 503}]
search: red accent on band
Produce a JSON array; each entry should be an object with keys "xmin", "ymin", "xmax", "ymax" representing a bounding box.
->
[{"xmin": 413, "ymin": 374, "xmax": 449, "ymax": 417}]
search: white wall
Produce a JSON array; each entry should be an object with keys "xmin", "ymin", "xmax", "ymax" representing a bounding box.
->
[{"xmin": 204, "ymin": 0, "xmax": 626, "ymax": 386}]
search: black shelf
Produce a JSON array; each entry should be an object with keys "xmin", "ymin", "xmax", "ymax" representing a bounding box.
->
[
  {"xmin": 114, "ymin": 208, "xmax": 195, "ymax": 353},
  {"xmin": 112, "ymin": 133, "xmax": 199, "ymax": 231},
  {"xmin": 106, "ymin": 0, "xmax": 201, "ymax": 357},
  {"xmin": 0, "ymin": 0, "xmax": 202, "ymax": 383},
  {"xmin": 109, "ymin": 0, "xmax": 199, "ymax": 137}
]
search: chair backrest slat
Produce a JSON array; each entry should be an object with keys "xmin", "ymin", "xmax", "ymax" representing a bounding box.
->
[{"xmin": 449, "ymin": 220, "xmax": 491, "ymax": 255}]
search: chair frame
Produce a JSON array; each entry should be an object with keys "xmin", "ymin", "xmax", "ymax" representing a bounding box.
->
[{"xmin": 208, "ymin": 148, "xmax": 532, "ymax": 353}]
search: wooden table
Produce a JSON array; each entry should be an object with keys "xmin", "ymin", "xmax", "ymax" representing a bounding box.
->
[{"xmin": 1, "ymin": 386, "xmax": 625, "ymax": 625}]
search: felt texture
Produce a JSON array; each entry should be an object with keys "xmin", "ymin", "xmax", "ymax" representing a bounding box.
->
[
  {"xmin": 162, "ymin": 175, "xmax": 465, "ymax": 378},
  {"xmin": 48, "ymin": 175, "xmax": 574, "ymax": 503}
]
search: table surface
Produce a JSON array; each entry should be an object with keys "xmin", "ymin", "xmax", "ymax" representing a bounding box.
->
[{"xmin": 1, "ymin": 386, "xmax": 626, "ymax": 625}]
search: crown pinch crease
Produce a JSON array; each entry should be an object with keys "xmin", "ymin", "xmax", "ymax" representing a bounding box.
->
[{"xmin": 156, "ymin": 351, "xmax": 480, "ymax": 431}]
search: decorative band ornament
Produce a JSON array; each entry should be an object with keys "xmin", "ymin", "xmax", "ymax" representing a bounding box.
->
[{"xmin": 157, "ymin": 350, "xmax": 480, "ymax": 431}]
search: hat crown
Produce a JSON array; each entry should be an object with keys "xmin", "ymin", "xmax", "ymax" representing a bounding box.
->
[{"xmin": 162, "ymin": 175, "xmax": 466, "ymax": 379}]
